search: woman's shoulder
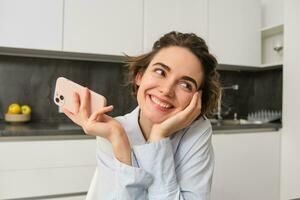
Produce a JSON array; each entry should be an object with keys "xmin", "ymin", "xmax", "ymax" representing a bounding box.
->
[
  {"xmin": 176, "ymin": 116, "xmax": 212, "ymax": 148},
  {"xmin": 188, "ymin": 116, "xmax": 212, "ymax": 137},
  {"xmin": 114, "ymin": 107, "xmax": 139, "ymax": 132}
]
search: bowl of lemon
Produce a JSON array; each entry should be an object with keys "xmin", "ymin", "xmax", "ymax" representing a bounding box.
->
[{"xmin": 5, "ymin": 103, "xmax": 32, "ymax": 123}]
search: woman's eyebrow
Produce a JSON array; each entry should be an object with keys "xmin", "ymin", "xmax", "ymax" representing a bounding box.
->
[
  {"xmin": 153, "ymin": 62, "xmax": 199, "ymax": 89},
  {"xmin": 153, "ymin": 62, "xmax": 170, "ymax": 71}
]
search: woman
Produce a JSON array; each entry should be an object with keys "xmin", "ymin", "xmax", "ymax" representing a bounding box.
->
[{"xmin": 63, "ymin": 31, "xmax": 221, "ymax": 200}]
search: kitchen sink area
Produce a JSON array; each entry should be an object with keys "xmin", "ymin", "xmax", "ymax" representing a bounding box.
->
[
  {"xmin": 210, "ymin": 118, "xmax": 281, "ymax": 125},
  {"xmin": 210, "ymin": 119, "xmax": 281, "ymax": 134}
]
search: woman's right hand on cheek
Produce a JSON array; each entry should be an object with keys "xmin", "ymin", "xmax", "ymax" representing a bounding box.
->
[{"xmin": 61, "ymin": 88, "xmax": 125, "ymax": 142}]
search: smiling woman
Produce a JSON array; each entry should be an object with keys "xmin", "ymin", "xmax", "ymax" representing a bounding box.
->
[
  {"xmin": 63, "ymin": 31, "xmax": 221, "ymax": 200},
  {"xmin": 127, "ymin": 31, "xmax": 221, "ymax": 119},
  {"xmin": 126, "ymin": 32, "xmax": 221, "ymax": 140}
]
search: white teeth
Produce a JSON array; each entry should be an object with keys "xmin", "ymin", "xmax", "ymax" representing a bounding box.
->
[{"xmin": 150, "ymin": 95, "xmax": 172, "ymax": 109}]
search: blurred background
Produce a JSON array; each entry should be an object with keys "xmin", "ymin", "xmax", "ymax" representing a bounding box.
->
[{"xmin": 0, "ymin": 0, "xmax": 299, "ymax": 199}]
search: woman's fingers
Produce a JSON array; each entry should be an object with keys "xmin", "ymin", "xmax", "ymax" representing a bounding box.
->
[
  {"xmin": 73, "ymin": 92, "xmax": 80, "ymax": 114},
  {"xmin": 189, "ymin": 91, "xmax": 202, "ymax": 119},
  {"xmin": 80, "ymin": 88, "xmax": 91, "ymax": 114},
  {"xmin": 193, "ymin": 91, "xmax": 202, "ymax": 113},
  {"xmin": 179, "ymin": 91, "xmax": 202, "ymax": 123},
  {"xmin": 89, "ymin": 105, "xmax": 114, "ymax": 121},
  {"xmin": 181, "ymin": 91, "xmax": 199, "ymax": 116},
  {"xmin": 79, "ymin": 88, "xmax": 92, "ymax": 119}
]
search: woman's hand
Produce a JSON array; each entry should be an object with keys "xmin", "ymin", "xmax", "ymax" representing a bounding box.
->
[
  {"xmin": 148, "ymin": 91, "xmax": 202, "ymax": 142},
  {"xmin": 62, "ymin": 88, "xmax": 132, "ymax": 165},
  {"xmin": 62, "ymin": 88, "xmax": 122, "ymax": 140}
]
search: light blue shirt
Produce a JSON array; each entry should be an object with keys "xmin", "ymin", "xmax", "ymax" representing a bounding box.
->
[{"xmin": 86, "ymin": 106, "xmax": 214, "ymax": 200}]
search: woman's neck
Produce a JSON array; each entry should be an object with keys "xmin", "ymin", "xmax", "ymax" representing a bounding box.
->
[{"xmin": 138, "ymin": 110, "xmax": 153, "ymax": 141}]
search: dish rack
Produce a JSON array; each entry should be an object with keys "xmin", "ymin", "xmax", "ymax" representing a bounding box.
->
[{"xmin": 247, "ymin": 110, "xmax": 281, "ymax": 123}]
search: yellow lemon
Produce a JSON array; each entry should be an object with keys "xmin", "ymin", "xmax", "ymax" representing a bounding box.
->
[
  {"xmin": 21, "ymin": 105, "xmax": 32, "ymax": 115},
  {"xmin": 8, "ymin": 103, "xmax": 22, "ymax": 114}
]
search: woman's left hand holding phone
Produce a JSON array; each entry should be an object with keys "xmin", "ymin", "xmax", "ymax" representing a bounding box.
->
[{"xmin": 62, "ymin": 88, "xmax": 132, "ymax": 166}]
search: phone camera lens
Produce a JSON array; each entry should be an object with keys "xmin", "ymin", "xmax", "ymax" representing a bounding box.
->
[
  {"xmin": 59, "ymin": 95, "xmax": 64, "ymax": 100},
  {"xmin": 55, "ymin": 98, "xmax": 60, "ymax": 103}
]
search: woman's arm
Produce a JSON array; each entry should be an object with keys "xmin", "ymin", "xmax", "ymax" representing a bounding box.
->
[
  {"xmin": 108, "ymin": 130, "xmax": 132, "ymax": 165},
  {"xmin": 63, "ymin": 88, "xmax": 153, "ymax": 199},
  {"xmin": 133, "ymin": 123, "xmax": 214, "ymax": 200}
]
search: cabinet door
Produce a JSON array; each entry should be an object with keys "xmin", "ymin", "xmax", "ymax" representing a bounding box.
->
[
  {"xmin": 144, "ymin": 0, "xmax": 208, "ymax": 52},
  {"xmin": 0, "ymin": 139, "xmax": 96, "ymax": 199},
  {"xmin": 0, "ymin": 0, "xmax": 63, "ymax": 51},
  {"xmin": 208, "ymin": 0, "xmax": 261, "ymax": 66},
  {"xmin": 211, "ymin": 132, "xmax": 280, "ymax": 200},
  {"xmin": 63, "ymin": 0, "xmax": 143, "ymax": 56}
]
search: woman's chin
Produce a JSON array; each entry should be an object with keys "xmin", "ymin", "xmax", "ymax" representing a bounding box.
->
[
  {"xmin": 150, "ymin": 117, "xmax": 165, "ymax": 124},
  {"xmin": 144, "ymin": 111, "xmax": 169, "ymax": 124}
]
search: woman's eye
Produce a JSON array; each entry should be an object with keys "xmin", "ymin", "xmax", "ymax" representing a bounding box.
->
[
  {"xmin": 154, "ymin": 68, "xmax": 165, "ymax": 76},
  {"xmin": 180, "ymin": 82, "xmax": 192, "ymax": 90}
]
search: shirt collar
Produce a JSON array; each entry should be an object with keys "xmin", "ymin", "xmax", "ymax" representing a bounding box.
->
[{"xmin": 126, "ymin": 106, "xmax": 147, "ymax": 145}]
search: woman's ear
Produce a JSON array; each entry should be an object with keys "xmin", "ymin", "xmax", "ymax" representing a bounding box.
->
[{"xmin": 135, "ymin": 72, "xmax": 142, "ymax": 86}]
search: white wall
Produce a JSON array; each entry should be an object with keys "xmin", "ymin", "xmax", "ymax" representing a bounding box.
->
[
  {"xmin": 261, "ymin": 0, "xmax": 283, "ymax": 28},
  {"xmin": 281, "ymin": 0, "xmax": 300, "ymax": 199}
]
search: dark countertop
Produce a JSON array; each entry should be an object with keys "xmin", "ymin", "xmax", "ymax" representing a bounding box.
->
[
  {"xmin": 0, "ymin": 121, "xmax": 282, "ymax": 141},
  {"xmin": 212, "ymin": 122, "xmax": 282, "ymax": 134},
  {"xmin": 0, "ymin": 122, "xmax": 91, "ymax": 141}
]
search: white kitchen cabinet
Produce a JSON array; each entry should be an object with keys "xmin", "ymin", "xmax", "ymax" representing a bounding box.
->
[
  {"xmin": 0, "ymin": 139, "xmax": 97, "ymax": 199},
  {"xmin": 261, "ymin": 0, "xmax": 283, "ymax": 29},
  {"xmin": 143, "ymin": 0, "xmax": 208, "ymax": 52},
  {"xmin": 208, "ymin": 0, "xmax": 261, "ymax": 66},
  {"xmin": 0, "ymin": 0, "xmax": 63, "ymax": 51},
  {"xmin": 260, "ymin": 0, "xmax": 284, "ymax": 66},
  {"xmin": 63, "ymin": 0, "xmax": 143, "ymax": 56},
  {"xmin": 211, "ymin": 131, "xmax": 280, "ymax": 200}
]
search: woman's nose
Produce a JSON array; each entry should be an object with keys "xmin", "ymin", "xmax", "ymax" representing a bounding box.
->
[{"xmin": 159, "ymin": 81, "xmax": 175, "ymax": 97}]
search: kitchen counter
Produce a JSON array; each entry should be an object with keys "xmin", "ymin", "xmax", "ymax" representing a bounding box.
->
[
  {"xmin": 212, "ymin": 122, "xmax": 281, "ymax": 134},
  {"xmin": 0, "ymin": 121, "xmax": 282, "ymax": 141},
  {"xmin": 0, "ymin": 122, "xmax": 92, "ymax": 141}
]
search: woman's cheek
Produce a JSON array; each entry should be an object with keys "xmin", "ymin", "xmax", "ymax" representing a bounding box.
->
[
  {"xmin": 177, "ymin": 91, "xmax": 194, "ymax": 109},
  {"xmin": 143, "ymin": 77, "xmax": 160, "ymax": 89}
]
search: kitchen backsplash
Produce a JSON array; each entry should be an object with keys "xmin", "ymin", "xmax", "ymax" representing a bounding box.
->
[
  {"xmin": 0, "ymin": 55, "xmax": 282, "ymax": 122},
  {"xmin": 0, "ymin": 55, "xmax": 137, "ymax": 123},
  {"xmin": 219, "ymin": 68, "xmax": 282, "ymax": 119}
]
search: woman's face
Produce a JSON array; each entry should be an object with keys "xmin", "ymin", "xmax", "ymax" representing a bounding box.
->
[{"xmin": 136, "ymin": 46, "xmax": 204, "ymax": 124}]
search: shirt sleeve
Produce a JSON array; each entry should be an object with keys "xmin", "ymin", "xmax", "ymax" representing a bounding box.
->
[
  {"xmin": 132, "ymin": 126, "xmax": 214, "ymax": 200},
  {"xmin": 86, "ymin": 138, "xmax": 153, "ymax": 200},
  {"xmin": 114, "ymin": 156, "xmax": 153, "ymax": 199}
]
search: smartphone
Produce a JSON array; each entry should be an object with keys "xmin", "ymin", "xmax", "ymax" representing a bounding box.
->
[{"xmin": 54, "ymin": 77, "xmax": 107, "ymax": 114}]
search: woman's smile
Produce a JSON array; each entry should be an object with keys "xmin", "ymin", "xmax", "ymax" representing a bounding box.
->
[{"xmin": 147, "ymin": 94, "xmax": 174, "ymax": 112}]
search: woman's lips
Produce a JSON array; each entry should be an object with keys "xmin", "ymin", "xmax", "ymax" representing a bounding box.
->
[{"xmin": 147, "ymin": 94, "xmax": 174, "ymax": 112}]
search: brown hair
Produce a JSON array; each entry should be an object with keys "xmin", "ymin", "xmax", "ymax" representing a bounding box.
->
[{"xmin": 125, "ymin": 31, "xmax": 221, "ymax": 118}]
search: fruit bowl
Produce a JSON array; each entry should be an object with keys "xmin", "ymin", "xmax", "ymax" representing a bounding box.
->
[{"xmin": 4, "ymin": 113, "xmax": 31, "ymax": 123}]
